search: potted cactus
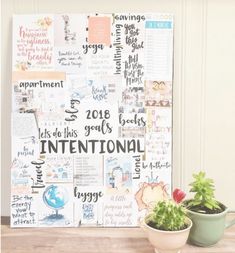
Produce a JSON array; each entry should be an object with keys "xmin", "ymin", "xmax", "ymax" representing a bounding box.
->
[
  {"xmin": 142, "ymin": 189, "xmax": 192, "ymax": 253},
  {"xmin": 184, "ymin": 171, "xmax": 235, "ymax": 246}
]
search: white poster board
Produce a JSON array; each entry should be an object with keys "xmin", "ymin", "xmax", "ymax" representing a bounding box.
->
[{"xmin": 11, "ymin": 13, "xmax": 173, "ymax": 227}]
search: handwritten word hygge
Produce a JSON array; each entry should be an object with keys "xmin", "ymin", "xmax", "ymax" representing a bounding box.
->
[{"xmin": 74, "ymin": 189, "xmax": 103, "ymax": 203}]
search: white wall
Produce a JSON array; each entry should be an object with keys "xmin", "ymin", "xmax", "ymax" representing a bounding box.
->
[{"xmin": 1, "ymin": 0, "xmax": 235, "ymax": 216}]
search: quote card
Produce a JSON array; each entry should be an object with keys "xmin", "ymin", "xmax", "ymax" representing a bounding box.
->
[
  {"xmin": 12, "ymin": 14, "xmax": 54, "ymax": 71},
  {"xmin": 11, "ymin": 13, "xmax": 174, "ymax": 227},
  {"xmin": 88, "ymin": 16, "xmax": 111, "ymax": 46}
]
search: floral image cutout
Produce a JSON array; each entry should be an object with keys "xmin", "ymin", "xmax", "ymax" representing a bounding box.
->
[{"xmin": 135, "ymin": 182, "xmax": 168, "ymax": 211}]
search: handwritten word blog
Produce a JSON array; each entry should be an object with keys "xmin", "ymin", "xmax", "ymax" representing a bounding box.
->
[{"xmin": 65, "ymin": 99, "xmax": 80, "ymax": 122}]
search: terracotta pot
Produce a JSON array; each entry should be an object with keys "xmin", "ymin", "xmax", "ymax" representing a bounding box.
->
[{"xmin": 143, "ymin": 216, "xmax": 192, "ymax": 253}]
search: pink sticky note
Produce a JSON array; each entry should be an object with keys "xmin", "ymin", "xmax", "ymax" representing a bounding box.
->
[{"xmin": 88, "ymin": 17, "xmax": 111, "ymax": 46}]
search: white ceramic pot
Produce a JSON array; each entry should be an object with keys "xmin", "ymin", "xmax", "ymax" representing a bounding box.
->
[{"xmin": 143, "ymin": 216, "xmax": 192, "ymax": 253}]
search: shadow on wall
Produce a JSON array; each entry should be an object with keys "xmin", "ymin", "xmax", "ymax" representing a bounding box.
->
[{"xmin": 1, "ymin": 18, "xmax": 12, "ymax": 217}]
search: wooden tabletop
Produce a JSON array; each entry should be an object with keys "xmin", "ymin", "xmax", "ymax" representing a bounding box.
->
[{"xmin": 2, "ymin": 223, "xmax": 235, "ymax": 253}]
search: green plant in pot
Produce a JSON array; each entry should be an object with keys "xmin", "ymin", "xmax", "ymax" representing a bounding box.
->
[
  {"xmin": 143, "ymin": 189, "xmax": 192, "ymax": 253},
  {"xmin": 184, "ymin": 171, "xmax": 235, "ymax": 247}
]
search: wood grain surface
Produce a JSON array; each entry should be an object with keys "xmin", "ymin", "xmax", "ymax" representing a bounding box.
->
[{"xmin": 2, "ymin": 223, "xmax": 235, "ymax": 253}]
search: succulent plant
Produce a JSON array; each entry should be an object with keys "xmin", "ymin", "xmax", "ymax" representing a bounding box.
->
[
  {"xmin": 186, "ymin": 171, "xmax": 221, "ymax": 212},
  {"xmin": 147, "ymin": 199, "xmax": 187, "ymax": 231}
]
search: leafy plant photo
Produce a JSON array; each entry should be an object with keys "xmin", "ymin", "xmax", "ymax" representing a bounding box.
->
[{"xmin": 185, "ymin": 171, "xmax": 224, "ymax": 214}]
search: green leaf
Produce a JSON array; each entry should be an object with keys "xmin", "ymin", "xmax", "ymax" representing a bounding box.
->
[
  {"xmin": 204, "ymin": 202, "xmax": 213, "ymax": 210},
  {"xmin": 188, "ymin": 171, "xmax": 219, "ymax": 211}
]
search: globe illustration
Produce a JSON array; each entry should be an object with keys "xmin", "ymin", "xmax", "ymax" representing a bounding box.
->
[{"xmin": 43, "ymin": 185, "xmax": 69, "ymax": 218}]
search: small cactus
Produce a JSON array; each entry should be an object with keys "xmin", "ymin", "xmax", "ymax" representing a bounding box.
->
[{"xmin": 147, "ymin": 200, "xmax": 187, "ymax": 231}]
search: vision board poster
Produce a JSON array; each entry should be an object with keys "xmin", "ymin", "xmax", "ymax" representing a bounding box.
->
[{"xmin": 11, "ymin": 13, "xmax": 173, "ymax": 227}]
